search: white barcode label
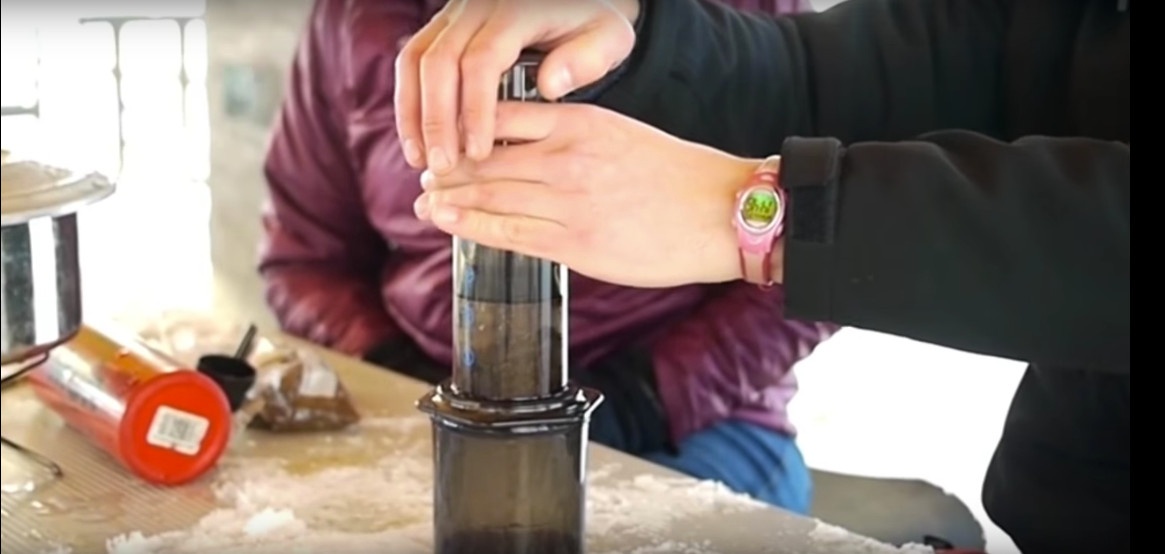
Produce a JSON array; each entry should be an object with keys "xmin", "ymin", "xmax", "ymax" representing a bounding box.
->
[
  {"xmin": 297, "ymin": 362, "xmax": 339, "ymax": 398},
  {"xmin": 298, "ymin": 363, "xmax": 340, "ymax": 398},
  {"xmin": 146, "ymin": 406, "xmax": 211, "ymax": 456}
]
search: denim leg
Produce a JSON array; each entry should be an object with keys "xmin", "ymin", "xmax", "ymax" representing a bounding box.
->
[{"xmin": 642, "ymin": 420, "xmax": 813, "ymax": 514}]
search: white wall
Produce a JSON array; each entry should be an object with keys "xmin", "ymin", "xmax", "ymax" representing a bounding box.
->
[{"xmin": 205, "ymin": 0, "xmax": 313, "ymax": 327}]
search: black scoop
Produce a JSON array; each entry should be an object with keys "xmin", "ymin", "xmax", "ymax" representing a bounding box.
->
[{"xmin": 196, "ymin": 354, "xmax": 256, "ymax": 412}]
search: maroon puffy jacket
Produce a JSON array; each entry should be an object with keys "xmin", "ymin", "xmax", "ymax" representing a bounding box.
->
[{"xmin": 259, "ymin": 0, "xmax": 835, "ymax": 442}]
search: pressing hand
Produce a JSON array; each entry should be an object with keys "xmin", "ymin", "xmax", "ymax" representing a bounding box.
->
[
  {"xmin": 395, "ymin": 0, "xmax": 640, "ymax": 173},
  {"xmin": 414, "ymin": 102, "xmax": 762, "ymax": 289}
]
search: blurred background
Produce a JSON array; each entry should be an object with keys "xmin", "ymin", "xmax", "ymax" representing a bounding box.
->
[{"xmin": 0, "ymin": 0, "xmax": 1023, "ymax": 552}]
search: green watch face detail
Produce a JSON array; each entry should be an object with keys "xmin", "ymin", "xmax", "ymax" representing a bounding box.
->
[{"xmin": 740, "ymin": 188, "xmax": 781, "ymax": 231}]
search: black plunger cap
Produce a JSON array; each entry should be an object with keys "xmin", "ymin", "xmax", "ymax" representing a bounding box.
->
[{"xmin": 196, "ymin": 354, "xmax": 257, "ymax": 412}]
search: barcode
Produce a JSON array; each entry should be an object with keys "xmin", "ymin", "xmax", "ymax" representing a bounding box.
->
[
  {"xmin": 298, "ymin": 362, "xmax": 339, "ymax": 398},
  {"xmin": 146, "ymin": 406, "xmax": 211, "ymax": 456},
  {"xmin": 294, "ymin": 350, "xmax": 339, "ymax": 398}
]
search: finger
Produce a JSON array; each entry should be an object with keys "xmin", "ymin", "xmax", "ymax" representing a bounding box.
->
[
  {"xmin": 458, "ymin": 10, "xmax": 527, "ymax": 161},
  {"xmin": 419, "ymin": 0, "xmax": 490, "ymax": 174},
  {"xmin": 421, "ymin": 143, "xmax": 555, "ymax": 190},
  {"xmin": 538, "ymin": 12, "xmax": 635, "ymax": 100},
  {"xmin": 428, "ymin": 206, "xmax": 567, "ymax": 261},
  {"xmin": 395, "ymin": 10, "xmax": 452, "ymax": 168},
  {"xmin": 494, "ymin": 102, "xmax": 562, "ymax": 143},
  {"xmin": 418, "ymin": 180, "xmax": 573, "ymax": 224}
]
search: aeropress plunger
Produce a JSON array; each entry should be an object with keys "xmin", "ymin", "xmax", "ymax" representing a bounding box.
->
[{"xmin": 417, "ymin": 52, "xmax": 603, "ymax": 554}]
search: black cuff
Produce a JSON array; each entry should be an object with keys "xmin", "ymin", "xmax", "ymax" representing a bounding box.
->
[
  {"xmin": 363, "ymin": 336, "xmax": 448, "ymax": 385},
  {"xmin": 573, "ymin": 349, "xmax": 673, "ymax": 455},
  {"xmin": 781, "ymin": 136, "xmax": 844, "ymax": 322}
]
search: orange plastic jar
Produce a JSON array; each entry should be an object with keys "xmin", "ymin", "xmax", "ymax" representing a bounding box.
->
[{"xmin": 26, "ymin": 323, "xmax": 233, "ymax": 486}]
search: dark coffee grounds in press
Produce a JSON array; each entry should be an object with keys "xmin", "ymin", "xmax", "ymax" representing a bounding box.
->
[
  {"xmin": 452, "ymin": 298, "xmax": 564, "ymax": 400},
  {"xmin": 437, "ymin": 529, "xmax": 582, "ymax": 554}
]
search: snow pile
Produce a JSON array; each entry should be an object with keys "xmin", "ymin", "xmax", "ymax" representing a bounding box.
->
[{"xmin": 105, "ymin": 416, "xmax": 929, "ymax": 554}]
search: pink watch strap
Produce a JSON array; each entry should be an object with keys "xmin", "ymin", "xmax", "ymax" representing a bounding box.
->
[{"xmin": 740, "ymin": 250, "xmax": 775, "ymax": 287}]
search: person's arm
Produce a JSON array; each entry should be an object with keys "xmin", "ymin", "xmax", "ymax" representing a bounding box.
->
[
  {"xmin": 778, "ymin": 133, "xmax": 1130, "ymax": 372},
  {"xmin": 598, "ymin": 0, "xmax": 1129, "ymax": 371},
  {"xmin": 597, "ymin": 0, "xmax": 1012, "ymax": 152},
  {"xmin": 260, "ymin": 0, "xmax": 402, "ymax": 356}
]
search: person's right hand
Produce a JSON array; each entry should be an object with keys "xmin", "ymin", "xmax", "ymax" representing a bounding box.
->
[
  {"xmin": 414, "ymin": 102, "xmax": 758, "ymax": 289},
  {"xmin": 394, "ymin": 0, "xmax": 639, "ymax": 174}
]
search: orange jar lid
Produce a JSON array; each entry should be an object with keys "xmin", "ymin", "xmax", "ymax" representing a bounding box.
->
[{"xmin": 119, "ymin": 370, "xmax": 233, "ymax": 486}]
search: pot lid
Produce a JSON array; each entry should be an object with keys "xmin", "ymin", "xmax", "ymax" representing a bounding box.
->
[{"xmin": 1, "ymin": 152, "xmax": 116, "ymax": 226}]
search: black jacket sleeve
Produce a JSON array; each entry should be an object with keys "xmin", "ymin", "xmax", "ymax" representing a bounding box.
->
[
  {"xmin": 781, "ymin": 134, "xmax": 1130, "ymax": 373},
  {"xmin": 597, "ymin": 0, "xmax": 1011, "ymax": 154},
  {"xmin": 594, "ymin": 0, "xmax": 1130, "ymax": 372}
]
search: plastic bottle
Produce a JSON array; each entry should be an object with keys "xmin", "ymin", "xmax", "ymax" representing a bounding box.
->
[{"xmin": 25, "ymin": 323, "xmax": 234, "ymax": 486}]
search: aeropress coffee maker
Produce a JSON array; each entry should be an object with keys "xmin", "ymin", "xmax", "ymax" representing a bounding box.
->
[{"xmin": 417, "ymin": 53, "xmax": 604, "ymax": 554}]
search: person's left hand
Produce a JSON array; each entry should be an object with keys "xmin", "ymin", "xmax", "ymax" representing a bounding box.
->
[
  {"xmin": 394, "ymin": 0, "xmax": 639, "ymax": 172},
  {"xmin": 413, "ymin": 101, "xmax": 759, "ymax": 288}
]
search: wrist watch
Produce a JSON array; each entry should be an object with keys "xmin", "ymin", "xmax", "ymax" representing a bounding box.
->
[{"xmin": 732, "ymin": 156, "xmax": 786, "ymax": 287}]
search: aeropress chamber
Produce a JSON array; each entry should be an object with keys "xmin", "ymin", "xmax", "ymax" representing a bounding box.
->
[{"xmin": 417, "ymin": 52, "xmax": 603, "ymax": 554}]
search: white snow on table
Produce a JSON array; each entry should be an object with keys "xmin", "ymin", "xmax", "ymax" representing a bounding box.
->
[{"xmin": 105, "ymin": 417, "xmax": 931, "ymax": 554}]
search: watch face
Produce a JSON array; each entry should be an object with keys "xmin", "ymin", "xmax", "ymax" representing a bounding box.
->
[{"xmin": 738, "ymin": 186, "xmax": 782, "ymax": 232}]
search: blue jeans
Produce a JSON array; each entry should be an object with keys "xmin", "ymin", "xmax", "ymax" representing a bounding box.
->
[{"xmin": 641, "ymin": 421, "xmax": 813, "ymax": 514}]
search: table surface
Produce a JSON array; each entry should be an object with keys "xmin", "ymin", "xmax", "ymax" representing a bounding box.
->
[{"xmin": 1, "ymin": 340, "xmax": 904, "ymax": 554}]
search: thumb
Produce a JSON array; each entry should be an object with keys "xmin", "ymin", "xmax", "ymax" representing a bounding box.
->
[{"xmin": 537, "ymin": 15, "xmax": 635, "ymax": 100}]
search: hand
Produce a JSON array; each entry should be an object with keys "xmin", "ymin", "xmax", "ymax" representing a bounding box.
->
[
  {"xmin": 414, "ymin": 102, "xmax": 761, "ymax": 289},
  {"xmin": 395, "ymin": 0, "xmax": 639, "ymax": 173}
]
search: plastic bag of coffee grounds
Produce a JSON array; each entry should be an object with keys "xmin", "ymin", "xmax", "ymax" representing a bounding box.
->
[{"xmin": 244, "ymin": 347, "xmax": 361, "ymax": 432}]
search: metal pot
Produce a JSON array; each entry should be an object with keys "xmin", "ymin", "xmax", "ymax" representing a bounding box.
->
[{"xmin": 1, "ymin": 156, "xmax": 115, "ymax": 365}]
